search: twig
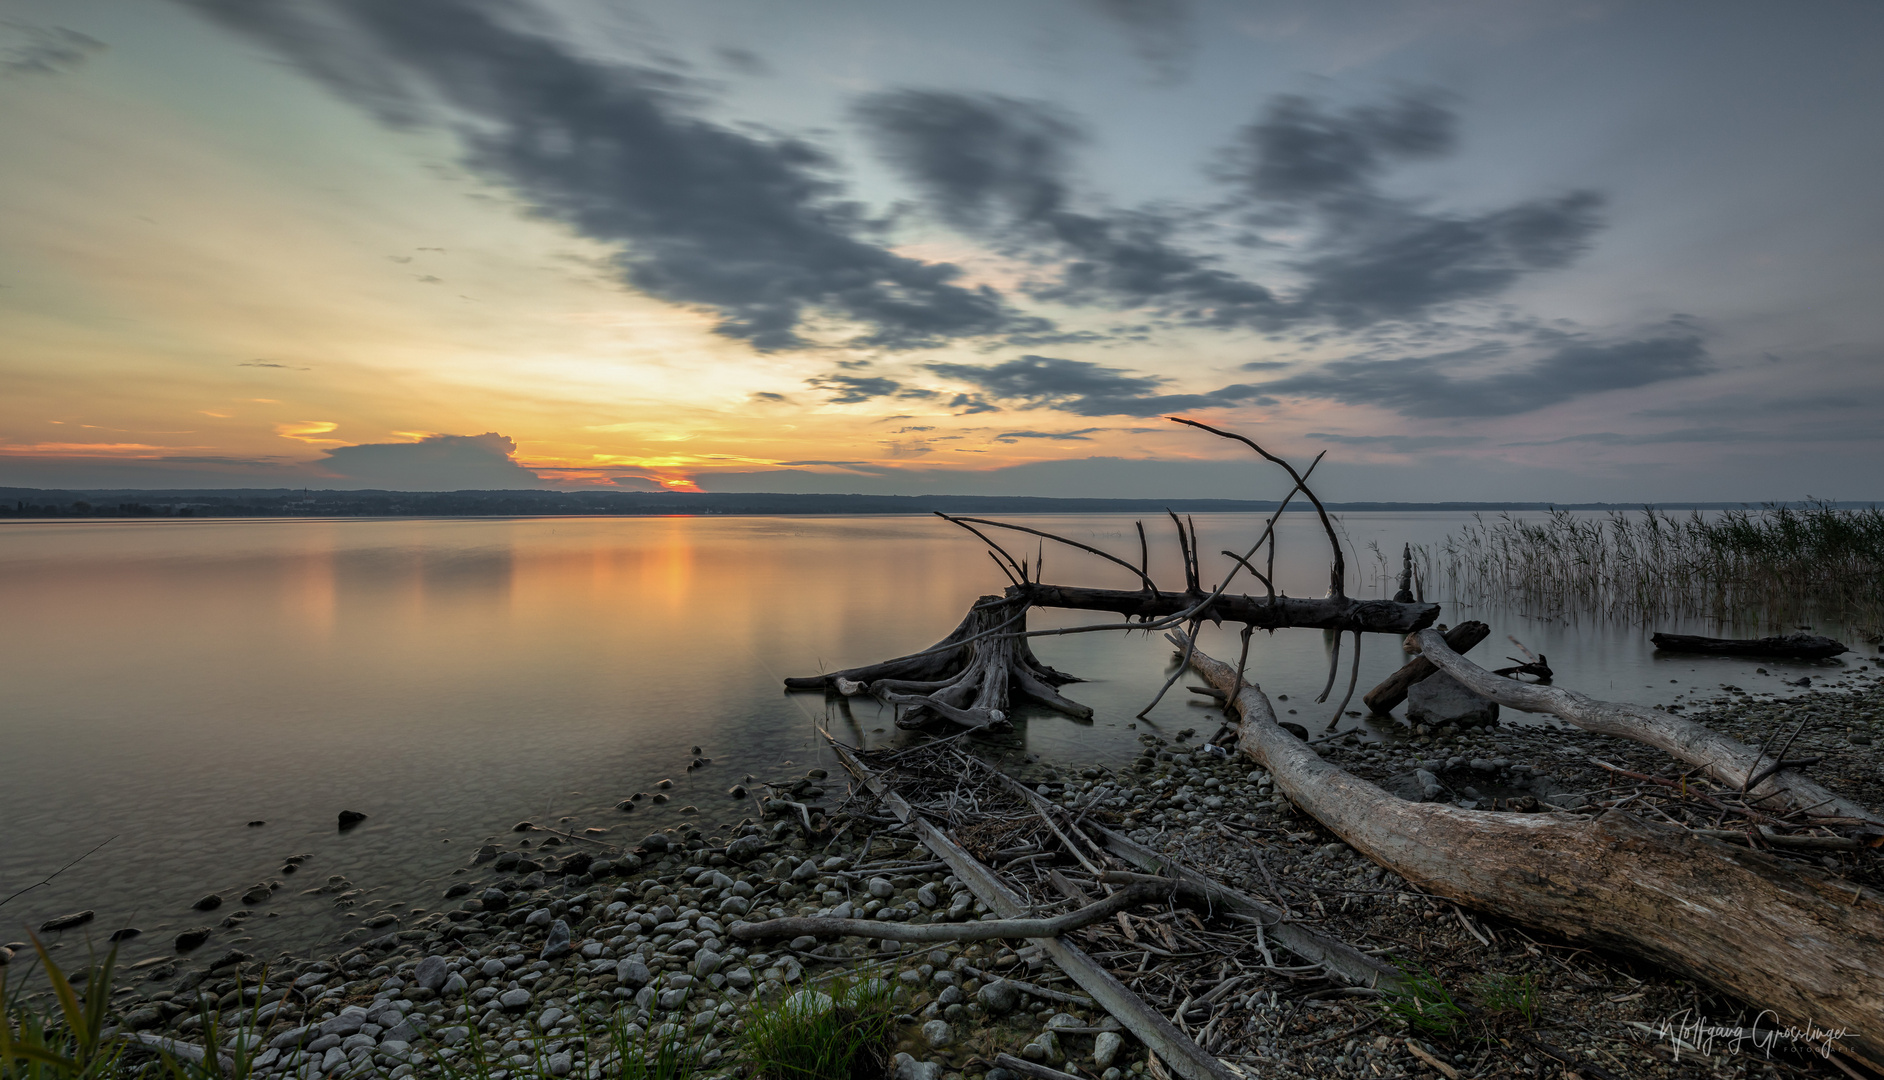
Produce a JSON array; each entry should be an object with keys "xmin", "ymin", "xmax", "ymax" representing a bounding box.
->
[{"xmin": 0, "ymin": 835, "xmax": 117, "ymax": 910}]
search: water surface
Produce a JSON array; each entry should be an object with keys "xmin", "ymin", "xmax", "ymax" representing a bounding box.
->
[{"xmin": 2, "ymin": 513, "xmax": 1874, "ymax": 964}]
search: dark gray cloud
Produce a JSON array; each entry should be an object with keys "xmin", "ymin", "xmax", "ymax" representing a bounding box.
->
[
  {"xmin": 0, "ymin": 20, "xmax": 106, "ymax": 76},
  {"xmin": 318, "ymin": 432, "xmax": 545, "ymax": 489},
  {"xmin": 1305, "ymin": 432, "xmax": 1486, "ymax": 452},
  {"xmin": 181, "ymin": 0, "xmax": 1034, "ymax": 351},
  {"xmin": 1235, "ymin": 94, "xmax": 1455, "ymax": 205},
  {"xmin": 929, "ymin": 354, "xmax": 1277, "ymax": 417},
  {"xmin": 1079, "ymin": 0, "xmax": 1194, "ymax": 82},
  {"xmin": 715, "ymin": 46, "xmax": 769, "ymax": 76},
  {"xmin": 749, "ymin": 391, "xmax": 789, "ymax": 403},
  {"xmin": 1239, "ymin": 360, "xmax": 1292, "ymax": 370},
  {"xmin": 238, "ymin": 359, "xmax": 309, "ymax": 370},
  {"xmin": 1255, "ymin": 327, "xmax": 1710, "ymax": 418},
  {"xmin": 807, "ymin": 374, "xmax": 901, "ymax": 404},
  {"xmin": 856, "ymin": 90, "xmax": 1285, "ymax": 330},
  {"xmin": 993, "ymin": 428, "xmax": 1101, "ymax": 442}
]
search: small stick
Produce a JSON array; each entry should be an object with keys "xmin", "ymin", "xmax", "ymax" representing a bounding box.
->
[{"xmin": 960, "ymin": 964, "xmax": 1098, "ymax": 1007}]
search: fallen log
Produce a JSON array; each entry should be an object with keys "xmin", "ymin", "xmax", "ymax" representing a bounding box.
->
[
  {"xmin": 825, "ymin": 737, "xmax": 1238, "ymax": 1080},
  {"xmin": 1413, "ymin": 629, "xmax": 1883, "ymax": 828},
  {"xmin": 1362, "ymin": 621, "xmax": 1490, "ymax": 715},
  {"xmin": 1651, "ymin": 631, "xmax": 1848, "ymax": 660},
  {"xmin": 1179, "ymin": 631, "xmax": 1884, "ymax": 1072},
  {"xmin": 730, "ymin": 884, "xmax": 1165, "ymax": 943}
]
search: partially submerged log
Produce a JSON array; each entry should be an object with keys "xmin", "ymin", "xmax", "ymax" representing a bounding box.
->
[
  {"xmin": 1651, "ymin": 631, "xmax": 1849, "ymax": 660},
  {"xmin": 1414, "ymin": 629, "xmax": 1883, "ymax": 829},
  {"xmin": 730, "ymin": 883, "xmax": 1164, "ymax": 943},
  {"xmin": 1179, "ymin": 632, "xmax": 1884, "ymax": 1072},
  {"xmin": 1362, "ymin": 620, "xmax": 1489, "ymax": 715}
]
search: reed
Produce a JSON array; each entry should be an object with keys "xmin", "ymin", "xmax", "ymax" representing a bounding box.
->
[{"xmin": 1416, "ymin": 503, "xmax": 1884, "ymax": 629}]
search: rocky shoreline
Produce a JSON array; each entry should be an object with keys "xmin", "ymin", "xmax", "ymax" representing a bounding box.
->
[{"xmin": 7, "ymin": 659, "xmax": 1878, "ymax": 1080}]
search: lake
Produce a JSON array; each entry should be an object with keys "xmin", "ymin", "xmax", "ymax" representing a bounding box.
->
[{"xmin": 2, "ymin": 512, "xmax": 1875, "ymax": 964}]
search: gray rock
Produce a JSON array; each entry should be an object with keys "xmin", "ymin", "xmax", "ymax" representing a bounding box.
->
[
  {"xmin": 412, "ymin": 956, "xmax": 449, "ymax": 992},
  {"xmin": 547, "ymin": 1051, "xmax": 573, "ymax": 1077},
  {"xmin": 540, "ymin": 919, "xmax": 572, "ymax": 960},
  {"xmin": 1021, "ymin": 1030, "xmax": 1063, "ymax": 1064},
  {"xmin": 441, "ymin": 972, "xmax": 467, "ymax": 997},
  {"xmin": 640, "ymin": 834, "xmax": 670, "ymax": 853},
  {"xmin": 790, "ymin": 860, "xmax": 819, "ymax": 883},
  {"xmin": 915, "ymin": 884, "xmax": 939, "ymax": 908},
  {"xmin": 497, "ymin": 988, "xmax": 532, "ymax": 1012},
  {"xmin": 525, "ymin": 909, "xmax": 553, "ymax": 928},
  {"xmin": 693, "ymin": 949, "xmax": 723, "ymax": 977},
  {"xmin": 306, "ymin": 1034, "xmax": 343, "ymax": 1056},
  {"xmin": 1094, "ymin": 1031, "xmax": 1124, "ymax": 1068},
  {"xmin": 920, "ymin": 1019, "xmax": 954, "ymax": 1049},
  {"xmin": 268, "ymin": 1026, "xmax": 312, "ymax": 1051},
  {"xmin": 615, "ymin": 958, "xmax": 652, "ymax": 987},
  {"xmin": 724, "ymin": 966, "xmax": 753, "ymax": 990},
  {"xmin": 1045, "ymin": 1013, "xmax": 1082, "ymax": 1030},
  {"xmin": 1406, "ymin": 672, "xmax": 1500, "ymax": 727},
  {"xmin": 1414, "ymin": 769, "xmax": 1446, "ymax": 802},
  {"xmin": 439, "ymin": 1026, "xmax": 471, "ymax": 1047},
  {"xmin": 890, "ymin": 1053, "xmax": 941, "ymax": 1080},
  {"xmin": 319, "ymin": 1009, "xmax": 368, "ymax": 1037},
  {"xmin": 977, "ymin": 980, "xmax": 1019, "ymax": 1015},
  {"xmin": 725, "ymin": 835, "xmax": 764, "ymax": 862}
]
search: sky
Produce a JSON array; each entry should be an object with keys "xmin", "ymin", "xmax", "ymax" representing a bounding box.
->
[{"xmin": 1, "ymin": 0, "xmax": 1881, "ymax": 501}]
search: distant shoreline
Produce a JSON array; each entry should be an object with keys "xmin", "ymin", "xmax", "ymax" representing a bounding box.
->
[{"xmin": 3, "ymin": 487, "xmax": 1872, "ymax": 520}]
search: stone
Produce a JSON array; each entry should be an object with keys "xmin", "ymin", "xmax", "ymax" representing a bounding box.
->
[
  {"xmin": 540, "ymin": 920, "xmax": 573, "ymax": 960},
  {"xmin": 977, "ymin": 980, "xmax": 1019, "ymax": 1015},
  {"xmin": 790, "ymin": 860, "xmax": 819, "ymax": 883},
  {"xmin": 498, "ymin": 988, "xmax": 532, "ymax": 1012},
  {"xmin": 242, "ymin": 884, "xmax": 273, "ymax": 905},
  {"xmin": 725, "ymin": 966, "xmax": 754, "ymax": 990},
  {"xmin": 269, "ymin": 1026, "xmax": 312, "ymax": 1051},
  {"xmin": 37, "ymin": 911, "xmax": 94, "ymax": 932},
  {"xmin": 547, "ymin": 1051, "xmax": 573, "ymax": 1076},
  {"xmin": 891, "ymin": 1053, "xmax": 943, "ymax": 1080},
  {"xmin": 1406, "ymin": 672, "xmax": 1500, "ymax": 727},
  {"xmin": 1021, "ymin": 1031, "xmax": 1063, "ymax": 1064},
  {"xmin": 615, "ymin": 957, "xmax": 652, "ymax": 987},
  {"xmin": 480, "ymin": 888, "xmax": 511, "ymax": 913},
  {"xmin": 338, "ymin": 810, "xmax": 367, "ymax": 829},
  {"xmin": 525, "ymin": 908, "xmax": 553, "ymax": 928},
  {"xmin": 693, "ymin": 949, "xmax": 723, "ymax": 977},
  {"xmin": 1045, "ymin": 1013, "xmax": 1082, "ymax": 1030},
  {"xmin": 640, "ymin": 834, "xmax": 670, "ymax": 853},
  {"xmin": 174, "ymin": 927, "xmax": 212, "ymax": 951},
  {"xmin": 921, "ymin": 1019, "xmax": 954, "ymax": 1049},
  {"xmin": 319, "ymin": 1009, "xmax": 368, "ymax": 1038},
  {"xmin": 867, "ymin": 877, "xmax": 894, "ymax": 898},
  {"xmin": 725, "ymin": 835, "xmax": 764, "ymax": 862},
  {"xmin": 412, "ymin": 955, "xmax": 449, "ymax": 992},
  {"xmin": 192, "ymin": 894, "xmax": 222, "ymax": 912},
  {"xmin": 1094, "ymin": 1031, "xmax": 1124, "ymax": 1068}
]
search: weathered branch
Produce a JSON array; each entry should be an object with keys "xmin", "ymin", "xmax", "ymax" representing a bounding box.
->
[
  {"xmin": 729, "ymin": 884, "xmax": 1165, "ymax": 942},
  {"xmin": 1413, "ymin": 628, "xmax": 1883, "ymax": 828},
  {"xmin": 1180, "ymin": 631, "xmax": 1884, "ymax": 1071},
  {"xmin": 1015, "ymin": 584, "xmax": 1437, "ymax": 634},
  {"xmin": 1363, "ymin": 620, "xmax": 1490, "ymax": 714}
]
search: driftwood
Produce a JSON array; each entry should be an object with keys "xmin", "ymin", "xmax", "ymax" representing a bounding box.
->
[
  {"xmin": 993, "ymin": 1053, "xmax": 1085, "ymax": 1080},
  {"xmin": 1362, "ymin": 621, "xmax": 1489, "ymax": 714},
  {"xmin": 729, "ymin": 884, "xmax": 1165, "ymax": 942},
  {"xmin": 826, "ymin": 739, "xmax": 1238, "ymax": 1080},
  {"xmin": 1651, "ymin": 631, "xmax": 1849, "ymax": 660},
  {"xmin": 788, "ymin": 418, "xmax": 1438, "ymax": 728},
  {"xmin": 1179, "ymin": 631, "xmax": 1884, "ymax": 1072},
  {"xmin": 1415, "ymin": 629, "xmax": 1883, "ymax": 829}
]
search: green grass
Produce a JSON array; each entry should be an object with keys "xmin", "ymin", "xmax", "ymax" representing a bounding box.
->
[
  {"xmin": 739, "ymin": 977, "xmax": 896, "ymax": 1080},
  {"xmin": 1415, "ymin": 503, "xmax": 1884, "ymax": 630},
  {"xmin": 1468, "ymin": 973, "xmax": 1538, "ymax": 1027},
  {"xmin": 1376, "ymin": 965, "xmax": 1466, "ymax": 1040}
]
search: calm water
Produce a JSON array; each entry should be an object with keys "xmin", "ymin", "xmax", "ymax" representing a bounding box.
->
[{"xmin": 2, "ymin": 513, "xmax": 1875, "ymax": 964}]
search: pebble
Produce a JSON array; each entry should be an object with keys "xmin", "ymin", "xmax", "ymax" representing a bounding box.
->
[
  {"xmin": 921, "ymin": 1019, "xmax": 955, "ymax": 1049},
  {"xmin": 978, "ymin": 979, "xmax": 1020, "ymax": 1014},
  {"xmin": 497, "ymin": 988, "xmax": 531, "ymax": 1011},
  {"xmin": 1094, "ymin": 1031, "xmax": 1124, "ymax": 1067}
]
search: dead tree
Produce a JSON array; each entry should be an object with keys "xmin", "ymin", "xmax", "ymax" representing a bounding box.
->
[
  {"xmin": 786, "ymin": 418, "xmax": 1439, "ymax": 728},
  {"xmin": 1182, "ymin": 631, "xmax": 1884, "ymax": 1072}
]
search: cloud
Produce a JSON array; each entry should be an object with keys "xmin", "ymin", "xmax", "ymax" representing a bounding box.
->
[
  {"xmin": 993, "ymin": 428, "xmax": 1101, "ymax": 442},
  {"xmin": 856, "ymin": 90, "xmax": 1284, "ymax": 331},
  {"xmin": 714, "ymin": 46, "xmax": 770, "ymax": 76},
  {"xmin": 239, "ymin": 359, "xmax": 309, "ymax": 370},
  {"xmin": 1222, "ymin": 93, "xmax": 1607, "ymax": 326},
  {"xmin": 808, "ymin": 373, "xmax": 901, "ymax": 404},
  {"xmin": 1305, "ymin": 432, "xmax": 1486, "ymax": 452},
  {"xmin": 182, "ymin": 0, "xmax": 1035, "ymax": 351},
  {"xmin": 1233, "ymin": 93, "xmax": 1455, "ymax": 205},
  {"xmin": 1239, "ymin": 360, "xmax": 1292, "ymax": 370},
  {"xmin": 1079, "ymin": 0, "xmax": 1194, "ymax": 82},
  {"xmin": 275, "ymin": 420, "xmax": 342, "ymax": 444},
  {"xmin": 929, "ymin": 354, "xmax": 1277, "ymax": 417},
  {"xmin": 1255, "ymin": 327, "xmax": 1711, "ymax": 418},
  {"xmin": 317, "ymin": 432, "xmax": 545, "ymax": 489},
  {"xmin": 0, "ymin": 20, "xmax": 106, "ymax": 76},
  {"xmin": 749, "ymin": 391, "xmax": 789, "ymax": 403}
]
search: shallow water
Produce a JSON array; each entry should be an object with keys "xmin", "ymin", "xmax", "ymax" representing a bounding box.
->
[{"xmin": 1, "ymin": 513, "xmax": 1875, "ymax": 965}]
